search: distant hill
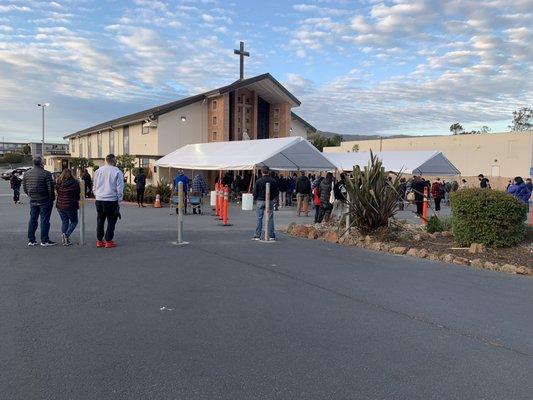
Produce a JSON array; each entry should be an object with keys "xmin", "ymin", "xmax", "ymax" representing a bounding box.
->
[{"xmin": 317, "ymin": 131, "xmax": 413, "ymax": 141}]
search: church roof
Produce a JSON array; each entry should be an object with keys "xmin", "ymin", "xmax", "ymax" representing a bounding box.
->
[{"xmin": 64, "ymin": 73, "xmax": 301, "ymax": 139}]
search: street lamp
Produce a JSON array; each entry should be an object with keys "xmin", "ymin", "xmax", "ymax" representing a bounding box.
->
[{"xmin": 37, "ymin": 103, "xmax": 50, "ymax": 157}]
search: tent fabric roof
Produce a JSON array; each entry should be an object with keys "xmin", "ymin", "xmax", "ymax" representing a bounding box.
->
[
  {"xmin": 155, "ymin": 137, "xmax": 337, "ymax": 171},
  {"xmin": 325, "ymin": 151, "xmax": 460, "ymax": 176}
]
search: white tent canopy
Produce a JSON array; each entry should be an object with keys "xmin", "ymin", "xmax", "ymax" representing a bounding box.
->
[
  {"xmin": 325, "ymin": 151, "xmax": 460, "ymax": 176},
  {"xmin": 155, "ymin": 137, "xmax": 336, "ymax": 171}
]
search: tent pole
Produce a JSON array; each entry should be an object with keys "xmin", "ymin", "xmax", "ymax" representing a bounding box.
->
[{"xmin": 248, "ymin": 167, "xmax": 255, "ymax": 193}]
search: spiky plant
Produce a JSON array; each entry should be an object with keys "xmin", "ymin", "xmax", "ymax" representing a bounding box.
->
[{"xmin": 344, "ymin": 152, "xmax": 403, "ymax": 234}]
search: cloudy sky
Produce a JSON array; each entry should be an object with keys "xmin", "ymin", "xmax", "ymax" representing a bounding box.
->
[{"xmin": 0, "ymin": 0, "xmax": 531, "ymax": 143}]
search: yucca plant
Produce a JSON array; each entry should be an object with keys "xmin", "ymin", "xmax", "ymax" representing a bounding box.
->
[{"xmin": 344, "ymin": 152, "xmax": 402, "ymax": 234}]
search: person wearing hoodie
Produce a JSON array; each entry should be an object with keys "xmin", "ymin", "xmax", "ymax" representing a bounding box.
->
[
  {"xmin": 10, "ymin": 171, "xmax": 22, "ymax": 204},
  {"xmin": 507, "ymin": 176, "xmax": 532, "ymax": 210},
  {"xmin": 55, "ymin": 168, "xmax": 80, "ymax": 246},
  {"xmin": 134, "ymin": 168, "xmax": 147, "ymax": 207}
]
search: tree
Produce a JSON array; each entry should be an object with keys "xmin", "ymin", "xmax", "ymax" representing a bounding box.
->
[
  {"xmin": 508, "ymin": 107, "xmax": 532, "ymax": 132},
  {"xmin": 449, "ymin": 123, "xmax": 464, "ymax": 135},
  {"xmin": 21, "ymin": 144, "xmax": 31, "ymax": 155},
  {"xmin": 70, "ymin": 157, "xmax": 94, "ymax": 175},
  {"xmin": 352, "ymin": 144, "xmax": 360, "ymax": 152},
  {"xmin": 479, "ymin": 125, "xmax": 491, "ymax": 134},
  {"xmin": 308, "ymin": 132, "xmax": 343, "ymax": 152},
  {"xmin": 116, "ymin": 154, "xmax": 136, "ymax": 183}
]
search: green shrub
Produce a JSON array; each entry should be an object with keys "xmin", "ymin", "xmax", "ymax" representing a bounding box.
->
[
  {"xmin": 450, "ymin": 188, "xmax": 527, "ymax": 247},
  {"xmin": 1, "ymin": 152, "xmax": 23, "ymax": 163},
  {"xmin": 426, "ymin": 215, "xmax": 452, "ymax": 233},
  {"xmin": 123, "ymin": 183, "xmax": 136, "ymax": 202}
]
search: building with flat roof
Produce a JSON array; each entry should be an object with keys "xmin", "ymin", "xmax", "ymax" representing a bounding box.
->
[
  {"xmin": 57, "ymin": 72, "xmax": 317, "ymax": 181},
  {"xmin": 0, "ymin": 141, "xmax": 26, "ymax": 156},
  {"xmin": 324, "ymin": 131, "xmax": 533, "ymax": 188}
]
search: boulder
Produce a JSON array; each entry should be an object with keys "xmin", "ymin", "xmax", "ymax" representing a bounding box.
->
[
  {"xmin": 484, "ymin": 261, "xmax": 497, "ymax": 270},
  {"xmin": 292, "ymin": 225, "xmax": 310, "ymax": 238},
  {"xmin": 468, "ymin": 243, "xmax": 485, "ymax": 254},
  {"xmin": 440, "ymin": 254, "xmax": 454, "ymax": 263},
  {"xmin": 287, "ymin": 222, "xmax": 296, "ymax": 235},
  {"xmin": 440, "ymin": 231, "xmax": 453, "ymax": 238},
  {"xmin": 516, "ymin": 266, "xmax": 530, "ymax": 275},
  {"xmin": 500, "ymin": 264, "xmax": 517, "ymax": 274},
  {"xmin": 364, "ymin": 235, "xmax": 373, "ymax": 245},
  {"xmin": 413, "ymin": 234, "xmax": 422, "ymax": 242},
  {"xmin": 323, "ymin": 231, "xmax": 339, "ymax": 244},
  {"xmin": 406, "ymin": 248, "xmax": 420, "ymax": 257},
  {"xmin": 428, "ymin": 254, "xmax": 440, "ymax": 261},
  {"xmin": 307, "ymin": 228, "xmax": 319, "ymax": 240},
  {"xmin": 417, "ymin": 248, "xmax": 429, "ymax": 258},
  {"xmin": 390, "ymin": 246, "xmax": 408, "ymax": 255},
  {"xmin": 470, "ymin": 258, "xmax": 484, "ymax": 269},
  {"xmin": 453, "ymin": 257, "xmax": 470, "ymax": 266},
  {"xmin": 369, "ymin": 242, "xmax": 383, "ymax": 251}
]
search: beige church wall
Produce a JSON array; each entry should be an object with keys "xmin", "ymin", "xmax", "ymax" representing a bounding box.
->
[
  {"xmin": 127, "ymin": 123, "xmax": 158, "ymax": 156},
  {"xmin": 325, "ymin": 131, "xmax": 533, "ymax": 182},
  {"xmin": 290, "ymin": 118, "xmax": 309, "ymax": 139},
  {"xmin": 269, "ymin": 102, "xmax": 292, "ymax": 138},
  {"xmin": 158, "ymin": 101, "xmax": 208, "ymax": 154}
]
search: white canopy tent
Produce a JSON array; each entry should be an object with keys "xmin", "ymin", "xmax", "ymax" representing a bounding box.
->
[
  {"xmin": 155, "ymin": 137, "xmax": 336, "ymax": 171},
  {"xmin": 325, "ymin": 151, "xmax": 460, "ymax": 176}
]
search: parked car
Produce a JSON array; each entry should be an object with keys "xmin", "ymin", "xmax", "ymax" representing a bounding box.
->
[{"xmin": 1, "ymin": 166, "xmax": 31, "ymax": 180}]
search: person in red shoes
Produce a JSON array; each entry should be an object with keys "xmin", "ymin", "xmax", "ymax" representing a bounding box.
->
[{"xmin": 93, "ymin": 154, "xmax": 124, "ymax": 248}]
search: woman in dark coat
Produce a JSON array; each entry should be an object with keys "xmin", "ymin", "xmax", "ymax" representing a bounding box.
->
[
  {"xmin": 134, "ymin": 168, "xmax": 147, "ymax": 207},
  {"xmin": 81, "ymin": 168, "xmax": 92, "ymax": 198},
  {"xmin": 56, "ymin": 168, "xmax": 80, "ymax": 246},
  {"xmin": 318, "ymin": 172, "xmax": 334, "ymax": 223}
]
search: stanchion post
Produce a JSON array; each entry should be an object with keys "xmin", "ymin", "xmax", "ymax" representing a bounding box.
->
[
  {"xmin": 422, "ymin": 186, "xmax": 429, "ymax": 224},
  {"xmin": 79, "ymin": 179, "xmax": 85, "ymax": 246},
  {"xmin": 215, "ymin": 182, "xmax": 220, "ymax": 217},
  {"xmin": 345, "ymin": 192, "xmax": 350, "ymax": 233},
  {"xmin": 218, "ymin": 184, "xmax": 224, "ymax": 221},
  {"xmin": 264, "ymin": 182, "xmax": 270, "ymax": 241}
]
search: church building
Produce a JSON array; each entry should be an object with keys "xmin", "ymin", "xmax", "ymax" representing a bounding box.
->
[{"xmin": 56, "ymin": 43, "xmax": 317, "ymax": 180}]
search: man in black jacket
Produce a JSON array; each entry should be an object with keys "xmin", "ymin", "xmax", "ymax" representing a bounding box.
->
[
  {"xmin": 22, "ymin": 157, "xmax": 57, "ymax": 246},
  {"xmin": 252, "ymin": 166, "xmax": 279, "ymax": 241},
  {"xmin": 295, "ymin": 170, "xmax": 311, "ymax": 216}
]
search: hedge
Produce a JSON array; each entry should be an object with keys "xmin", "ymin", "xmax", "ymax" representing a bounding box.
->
[{"xmin": 450, "ymin": 188, "xmax": 527, "ymax": 248}]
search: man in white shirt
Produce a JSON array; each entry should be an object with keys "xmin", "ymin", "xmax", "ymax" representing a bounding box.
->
[{"xmin": 93, "ymin": 154, "xmax": 124, "ymax": 248}]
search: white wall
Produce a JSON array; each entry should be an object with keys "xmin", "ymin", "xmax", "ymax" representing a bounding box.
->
[
  {"xmin": 157, "ymin": 101, "xmax": 208, "ymax": 155},
  {"xmin": 290, "ymin": 118, "xmax": 309, "ymax": 139}
]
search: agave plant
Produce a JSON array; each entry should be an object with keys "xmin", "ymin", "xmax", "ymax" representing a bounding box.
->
[{"xmin": 344, "ymin": 152, "xmax": 403, "ymax": 234}]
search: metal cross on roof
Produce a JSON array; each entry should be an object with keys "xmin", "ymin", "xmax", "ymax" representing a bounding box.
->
[{"xmin": 233, "ymin": 41, "xmax": 250, "ymax": 81}]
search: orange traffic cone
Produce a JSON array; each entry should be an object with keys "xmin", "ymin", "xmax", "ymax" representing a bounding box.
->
[{"xmin": 154, "ymin": 194, "xmax": 162, "ymax": 208}]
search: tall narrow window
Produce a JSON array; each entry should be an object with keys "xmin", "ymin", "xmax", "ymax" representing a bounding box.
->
[
  {"xmin": 274, "ymin": 122, "xmax": 279, "ymax": 132},
  {"xmin": 212, "ymin": 116, "xmax": 217, "ymax": 126},
  {"xmin": 109, "ymin": 130, "xmax": 115, "ymax": 154},
  {"xmin": 87, "ymin": 137, "xmax": 92, "ymax": 158},
  {"xmin": 273, "ymin": 108, "xmax": 280, "ymax": 119},
  {"xmin": 212, "ymin": 100, "xmax": 217, "ymax": 110},
  {"xmin": 212, "ymin": 131, "xmax": 217, "ymax": 141},
  {"xmin": 123, "ymin": 125, "xmax": 129, "ymax": 154},
  {"xmin": 78, "ymin": 138, "xmax": 83, "ymax": 157},
  {"xmin": 97, "ymin": 133, "xmax": 102, "ymax": 158}
]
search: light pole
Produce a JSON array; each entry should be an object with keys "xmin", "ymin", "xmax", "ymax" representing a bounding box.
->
[{"xmin": 37, "ymin": 103, "xmax": 50, "ymax": 157}]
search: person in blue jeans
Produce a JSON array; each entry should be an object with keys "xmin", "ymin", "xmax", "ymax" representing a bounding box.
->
[
  {"xmin": 22, "ymin": 156, "xmax": 57, "ymax": 246},
  {"xmin": 55, "ymin": 168, "xmax": 80, "ymax": 246},
  {"xmin": 252, "ymin": 166, "xmax": 279, "ymax": 241}
]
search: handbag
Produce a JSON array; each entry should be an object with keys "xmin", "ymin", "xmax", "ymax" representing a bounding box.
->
[{"xmin": 406, "ymin": 191, "xmax": 415, "ymax": 203}]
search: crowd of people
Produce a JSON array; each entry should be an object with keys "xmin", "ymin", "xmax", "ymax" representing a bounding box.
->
[{"xmin": 8, "ymin": 156, "xmax": 532, "ymax": 245}]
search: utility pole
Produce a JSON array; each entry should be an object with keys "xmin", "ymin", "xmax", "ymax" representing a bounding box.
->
[{"xmin": 37, "ymin": 103, "xmax": 50, "ymax": 157}]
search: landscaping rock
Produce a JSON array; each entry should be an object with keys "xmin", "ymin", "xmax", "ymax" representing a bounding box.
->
[
  {"xmin": 292, "ymin": 225, "xmax": 310, "ymax": 238},
  {"xmin": 440, "ymin": 231, "xmax": 453, "ymax": 238},
  {"xmin": 323, "ymin": 231, "xmax": 339, "ymax": 244},
  {"xmin": 390, "ymin": 246, "xmax": 408, "ymax": 255},
  {"xmin": 468, "ymin": 243, "xmax": 486, "ymax": 254},
  {"xmin": 369, "ymin": 242, "xmax": 383, "ymax": 251},
  {"xmin": 364, "ymin": 235, "xmax": 373, "ymax": 245},
  {"xmin": 406, "ymin": 248, "xmax": 419, "ymax": 257},
  {"xmin": 428, "ymin": 254, "xmax": 440, "ymax": 261},
  {"xmin": 484, "ymin": 261, "xmax": 497, "ymax": 270},
  {"xmin": 286, "ymin": 222, "xmax": 296, "ymax": 235},
  {"xmin": 417, "ymin": 249, "xmax": 429, "ymax": 258},
  {"xmin": 413, "ymin": 234, "xmax": 422, "ymax": 242},
  {"xmin": 516, "ymin": 266, "xmax": 529, "ymax": 275},
  {"xmin": 453, "ymin": 257, "xmax": 470, "ymax": 266},
  {"xmin": 440, "ymin": 254, "xmax": 454, "ymax": 263},
  {"xmin": 470, "ymin": 258, "xmax": 484, "ymax": 269},
  {"xmin": 501, "ymin": 264, "xmax": 517, "ymax": 274},
  {"xmin": 307, "ymin": 228, "xmax": 319, "ymax": 240}
]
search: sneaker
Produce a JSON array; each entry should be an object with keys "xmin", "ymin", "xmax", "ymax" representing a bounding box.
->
[
  {"xmin": 60, "ymin": 233, "xmax": 67, "ymax": 245},
  {"xmin": 28, "ymin": 240, "xmax": 38, "ymax": 246},
  {"xmin": 251, "ymin": 237, "xmax": 261, "ymax": 241},
  {"xmin": 40, "ymin": 241, "xmax": 57, "ymax": 247},
  {"xmin": 96, "ymin": 240, "xmax": 106, "ymax": 248},
  {"xmin": 268, "ymin": 237, "xmax": 276, "ymax": 242},
  {"xmin": 64, "ymin": 236, "xmax": 71, "ymax": 246},
  {"xmin": 105, "ymin": 241, "xmax": 118, "ymax": 248}
]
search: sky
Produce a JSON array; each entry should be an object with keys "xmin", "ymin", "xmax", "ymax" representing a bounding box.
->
[{"xmin": 0, "ymin": 0, "xmax": 532, "ymax": 143}]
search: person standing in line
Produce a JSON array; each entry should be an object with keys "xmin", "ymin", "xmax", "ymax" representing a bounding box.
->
[
  {"xmin": 460, "ymin": 179, "xmax": 468, "ymax": 189},
  {"xmin": 411, "ymin": 175, "xmax": 426, "ymax": 218},
  {"xmin": 55, "ymin": 168, "xmax": 80, "ymax": 246},
  {"xmin": 277, "ymin": 173, "xmax": 287, "ymax": 208},
  {"xmin": 22, "ymin": 156, "xmax": 57, "ymax": 246},
  {"xmin": 526, "ymin": 178, "xmax": 533, "ymax": 193},
  {"xmin": 295, "ymin": 170, "xmax": 311, "ymax": 217},
  {"xmin": 252, "ymin": 166, "xmax": 279, "ymax": 241},
  {"xmin": 10, "ymin": 171, "xmax": 22, "ymax": 204},
  {"xmin": 312, "ymin": 178, "xmax": 322, "ymax": 223},
  {"xmin": 507, "ymin": 176, "xmax": 532, "ymax": 210},
  {"xmin": 318, "ymin": 172, "xmax": 334, "ymax": 223},
  {"xmin": 81, "ymin": 168, "xmax": 93, "ymax": 198},
  {"xmin": 397, "ymin": 177, "xmax": 407, "ymax": 211},
  {"xmin": 286, "ymin": 173, "xmax": 296, "ymax": 207},
  {"xmin": 191, "ymin": 173, "xmax": 209, "ymax": 214},
  {"xmin": 173, "ymin": 170, "xmax": 189, "ymax": 214},
  {"xmin": 93, "ymin": 154, "xmax": 124, "ymax": 248},
  {"xmin": 134, "ymin": 168, "xmax": 147, "ymax": 207},
  {"xmin": 478, "ymin": 174, "xmax": 491, "ymax": 189},
  {"xmin": 431, "ymin": 178, "xmax": 445, "ymax": 214}
]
